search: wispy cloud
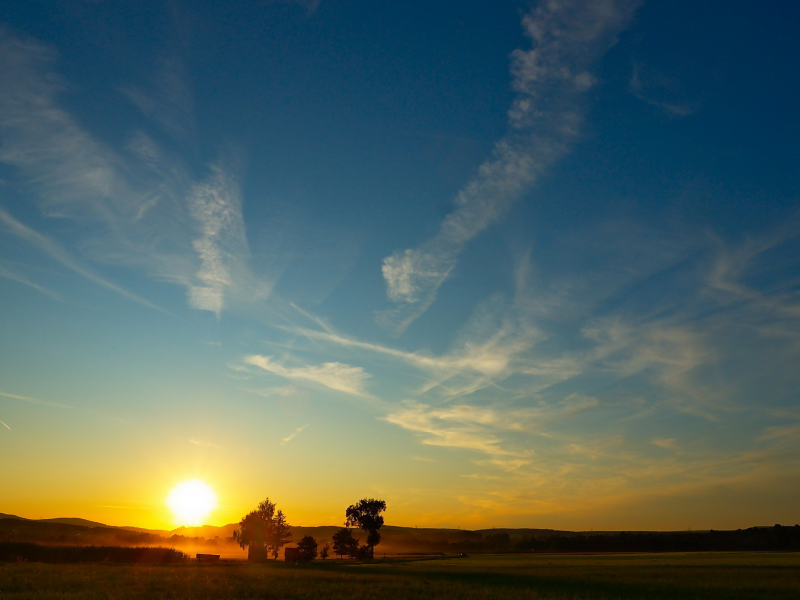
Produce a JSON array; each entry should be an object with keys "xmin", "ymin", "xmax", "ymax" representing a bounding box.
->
[
  {"xmin": 245, "ymin": 355, "xmax": 372, "ymax": 397},
  {"xmin": 283, "ymin": 220, "xmax": 800, "ymax": 488},
  {"xmin": 121, "ymin": 56, "xmax": 195, "ymax": 142},
  {"xmin": 651, "ymin": 438, "xmax": 677, "ymax": 450},
  {"xmin": 0, "ymin": 260, "xmax": 63, "ymax": 300},
  {"xmin": 287, "ymin": 255, "xmax": 578, "ymax": 401},
  {"xmin": 629, "ymin": 62, "xmax": 696, "ymax": 116},
  {"xmin": 0, "ymin": 28, "xmax": 270, "ymax": 318},
  {"xmin": 243, "ymin": 385, "xmax": 299, "ymax": 399},
  {"xmin": 383, "ymin": 395, "xmax": 598, "ymax": 457},
  {"xmin": 281, "ymin": 423, "xmax": 310, "ymax": 444},
  {"xmin": 380, "ymin": 0, "xmax": 642, "ymax": 332},
  {"xmin": 0, "ymin": 390, "xmax": 74, "ymax": 410},
  {"xmin": 189, "ymin": 439, "xmax": 228, "ymax": 450},
  {"xmin": 0, "ymin": 206, "xmax": 166, "ymax": 312},
  {"xmin": 187, "ymin": 163, "xmax": 262, "ymax": 316},
  {"xmin": 0, "ymin": 390, "xmax": 127, "ymax": 423},
  {"xmin": 410, "ymin": 455, "xmax": 435, "ymax": 462},
  {"xmin": 0, "ymin": 30, "xmax": 133, "ymax": 220}
]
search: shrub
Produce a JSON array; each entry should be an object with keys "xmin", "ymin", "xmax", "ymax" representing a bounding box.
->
[{"xmin": 0, "ymin": 543, "xmax": 188, "ymax": 564}]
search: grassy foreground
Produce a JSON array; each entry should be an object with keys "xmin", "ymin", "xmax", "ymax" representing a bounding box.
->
[{"xmin": 1, "ymin": 552, "xmax": 799, "ymax": 600}]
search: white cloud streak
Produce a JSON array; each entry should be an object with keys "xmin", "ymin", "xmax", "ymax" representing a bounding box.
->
[
  {"xmin": 0, "ymin": 390, "xmax": 74, "ymax": 410},
  {"xmin": 286, "ymin": 255, "xmax": 580, "ymax": 401},
  {"xmin": 380, "ymin": 0, "xmax": 642, "ymax": 332},
  {"xmin": 0, "ymin": 30, "xmax": 147, "ymax": 222},
  {"xmin": 0, "ymin": 206, "xmax": 166, "ymax": 312},
  {"xmin": 245, "ymin": 355, "xmax": 372, "ymax": 397},
  {"xmin": 281, "ymin": 423, "xmax": 310, "ymax": 444},
  {"xmin": 189, "ymin": 439, "xmax": 228, "ymax": 450},
  {"xmin": 0, "ymin": 260, "xmax": 62, "ymax": 300},
  {"xmin": 0, "ymin": 28, "xmax": 268, "ymax": 317},
  {"xmin": 287, "ymin": 226, "xmax": 800, "ymax": 466},
  {"xmin": 0, "ymin": 419, "xmax": 10, "ymax": 430},
  {"xmin": 629, "ymin": 62, "xmax": 696, "ymax": 116},
  {"xmin": 383, "ymin": 395, "xmax": 598, "ymax": 456},
  {"xmin": 187, "ymin": 165, "xmax": 257, "ymax": 316},
  {"xmin": 121, "ymin": 56, "xmax": 195, "ymax": 142}
]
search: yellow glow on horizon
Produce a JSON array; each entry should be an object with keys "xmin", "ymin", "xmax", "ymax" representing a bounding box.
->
[{"xmin": 166, "ymin": 480, "xmax": 217, "ymax": 526}]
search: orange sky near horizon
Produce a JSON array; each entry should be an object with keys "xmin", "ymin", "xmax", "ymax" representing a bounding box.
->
[{"xmin": 4, "ymin": 466, "xmax": 800, "ymax": 532}]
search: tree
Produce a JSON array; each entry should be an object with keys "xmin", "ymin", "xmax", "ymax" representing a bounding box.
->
[
  {"xmin": 269, "ymin": 509, "xmax": 292, "ymax": 560},
  {"xmin": 235, "ymin": 498, "xmax": 292, "ymax": 561},
  {"xmin": 297, "ymin": 535, "xmax": 318, "ymax": 561},
  {"xmin": 332, "ymin": 527, "xmax": 359, "ymax": 559},
  {"xmin": 345, "ymin": 498, "xmax": 386, "ymax": 558},
  {"xmin": 319, "ymin": 543, "xmax": 330, "ymax": 560}
]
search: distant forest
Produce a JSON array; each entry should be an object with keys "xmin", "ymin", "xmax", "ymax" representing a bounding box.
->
[{"xmin": 2, "ymin": 517, "xmax": 799, "ymax": 554}]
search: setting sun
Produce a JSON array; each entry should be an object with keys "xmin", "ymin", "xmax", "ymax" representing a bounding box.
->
[{"xmin": 166, "ymin": 480, "xmax": 217, "ymax": 527}]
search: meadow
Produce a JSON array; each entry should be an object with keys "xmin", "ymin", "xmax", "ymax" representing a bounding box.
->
[{"xmin": 2, "ymin": 552, "xmax": 800, "ymax": 600}]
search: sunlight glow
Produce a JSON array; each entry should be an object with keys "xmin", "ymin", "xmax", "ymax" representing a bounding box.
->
[{"xmin": 166, "ymin": 480, "xmax": 217, "ymax": 526}]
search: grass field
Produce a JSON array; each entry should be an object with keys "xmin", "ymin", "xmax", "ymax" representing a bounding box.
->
[{"xmin": 1, "ymin": 552, "xmax": 799, "ymax": 599}]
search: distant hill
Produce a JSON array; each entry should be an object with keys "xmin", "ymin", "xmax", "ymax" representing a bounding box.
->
[
  {"xmin": 170, "ymin": 524, "xmax": 238, "ymax": 539},
  {"xmin": 38, "ymin": 518, "xmax": 110, "ymax": 528},
  {"xmin": 0, "ymin": 513, "xmax": 694, "ymax": 545},
  {"xmin": 0, "ymin": 518, "xmax": 164, "ymax": 547},
  {"xmin": 4, "ymin": 510, "xmax": 797, "ymax": 555},
  {"xmin": 117, "ymin": 525, "xmax": 173, "ymax": 536}
]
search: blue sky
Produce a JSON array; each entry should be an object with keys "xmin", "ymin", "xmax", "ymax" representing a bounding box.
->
[{"xmin": 1, "ymin": 0, "xmax": 799, "ymax": 530}]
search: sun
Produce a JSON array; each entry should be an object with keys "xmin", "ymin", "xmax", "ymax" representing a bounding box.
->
[{"xmin": 166, "ymin": 480, "xmax": 217, "ymax": 527}]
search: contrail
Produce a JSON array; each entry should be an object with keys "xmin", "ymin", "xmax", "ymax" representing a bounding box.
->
[
  {"xmin": 0, "ymin": 419, "xmax": 10, "ymax": 430},
  {"xmin": 0, "ymin": 206, "xmax": 169, "ymax": 314},
  {"xmin": 0, "ymin": 390, "xmax": 74, "ymax": 409}
]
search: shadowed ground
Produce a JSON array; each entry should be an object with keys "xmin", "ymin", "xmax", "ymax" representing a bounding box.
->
[{"xmin": 1, "ymin": 552, "xmax": 799, "ymax": 599}]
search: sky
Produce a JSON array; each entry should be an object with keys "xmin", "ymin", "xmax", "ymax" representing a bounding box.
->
[{"xmin": 1, "ymin": 0, "xmax": 799, "ymax": 532}]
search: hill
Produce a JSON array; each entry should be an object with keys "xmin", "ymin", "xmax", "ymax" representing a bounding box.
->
[
  {"xmin": 38, "ymin": 518, "xmax": 111, "ymax": 528},
  {"xmin": 3, "ymin": 511, "xmax": 799, "ymax": 555}
]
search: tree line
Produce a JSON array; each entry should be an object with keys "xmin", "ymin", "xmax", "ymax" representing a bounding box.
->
[
  {"xmin": 519, "ymin": 525, "xmax": 800, "ymax": 553},
  {"xmin": 0, "ymin": 542, "xmax": 187, "ymax": 564},
  {"xmin": 235, "ymin": 498, "xmax": 386, "ymax": 562},
  {"xmin": 364, "ymin": 525, "xmax": 800, "ymax": 555}
]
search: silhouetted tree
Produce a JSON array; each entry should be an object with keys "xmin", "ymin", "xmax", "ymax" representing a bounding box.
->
[
  {"xmin": 345, "ymin": 498, "xmax": 386, "ymax": 558},
  {"xmin": 269, "ymin": 510, "xmax": 292, "ymax": 560},
  {"xmin": 320, "ymin": 543, "xmax": 330, "ymax": 560},
  {"xmin": 332, "ymin": 527, "xmax": 359, "ymax": 559},
  {"xmin": 234, "ymin": 498, "xmax": 291, "ymax": 562},
  {"xmin": 297, "ymin": 535, "xmax": 318, "ymax": 561}
]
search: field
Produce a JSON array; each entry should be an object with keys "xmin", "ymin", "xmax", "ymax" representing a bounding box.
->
[{"xmin": 2, "ymin": 552, "xmax": 799, "ymax": 599}]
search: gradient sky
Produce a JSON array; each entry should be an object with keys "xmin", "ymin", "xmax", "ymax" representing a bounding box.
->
[{"xmin": 1, "ymin": 0, "xmax": 799, "ymax": 531}]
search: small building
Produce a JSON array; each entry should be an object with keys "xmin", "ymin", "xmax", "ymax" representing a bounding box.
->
[
  {"xmin": 196, "ymin": 553, "xmax": 220, "ymax": 563},
  {"xmin": 284, "ymin": 547, "xmax": 302, "ymax": 562}
]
